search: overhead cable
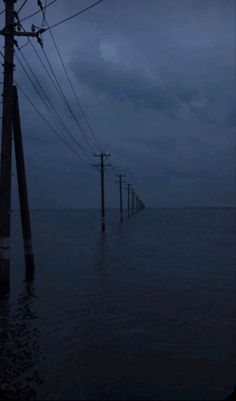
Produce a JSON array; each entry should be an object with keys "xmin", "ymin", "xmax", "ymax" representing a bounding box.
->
[
  {"xmin": 45, "ymin": 16, "xmax": 103, "ymax": 153},
  {"xmin": 44, "ymin": 0, "xmax": 104, "ymax": 31},
  {"xmin": 16, "ymin": 0, "xmax": 57, "ymax": 24}
]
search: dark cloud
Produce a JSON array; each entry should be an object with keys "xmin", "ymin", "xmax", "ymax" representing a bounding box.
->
[{"xmin": 1, "ymin": 0, "xmax": 235, "ymax": 208}]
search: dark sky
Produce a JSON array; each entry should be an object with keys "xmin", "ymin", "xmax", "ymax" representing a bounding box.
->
[{"xmin": 1, "ymin": 0, "xmax": 235, "ymax": 208}]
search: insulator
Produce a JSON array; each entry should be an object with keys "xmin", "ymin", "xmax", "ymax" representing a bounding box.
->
[
  {"xmin": 37, "ymin": 0, "xmax": 43, "ymax": 10},
  {"xmin": 37, "ymin": 36, "xmax": 43, "ymax": 48},
  {"xmin": 14, "ymin": 11, "xmax": 19, "ymax": 22}
]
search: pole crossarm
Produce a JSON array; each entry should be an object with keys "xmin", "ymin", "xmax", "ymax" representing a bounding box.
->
[
  {"xmin": 115, "ymin": 174, "xmax": 126, "ymax": 184},
  {"xmin": 93, "ymin": 152, "xmax": 111, "ymax": 158},
  {"xmin": 0, "ymin": 29, "xmax": 44, "ymax": 37},
  {"xmin": 93, "ymin": 153, "xmax": 111, "ymax": 168},
  {"xmin": 0, "ymin": 11, "xmax": 46, "ymax": 48}
]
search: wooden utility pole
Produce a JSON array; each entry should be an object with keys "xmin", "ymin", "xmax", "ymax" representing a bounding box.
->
[
  {"xmin": 0, "ymin": 1, "xmax": 43, "ymax": 284},
  {"xmin": 136, "ymin": 194, "xmax": 142, "ymax": 213},
  {"xmin": 140, "ymin": 198, "xmax": 145, "ymax": 210},
  {"xmin": 135, "ymin": 194, "xmax": 139, "ymax": 213},
  {"xmin": 93, "ymin": 153, "xmax": 111, "ymax": 232},
  {"xmin": 138, "ymin": 198, "xmax": 145, "ymax": 211},
  {"xmin": 126, "ymin": 184, "xmax": 131, "ymax": 217},
  {"xmin": 115, "ymin": 174, "xmax": 125, "ymax": 222},
  {"xmin": 13, "ymin": 86, "xmax": 35, "ymax": 272},
  {"xmin": 131, "ymin": 188, "xmax": 135, "ymax": 215},
  {"xmin": 0, "ymin": 0, "xmax": 15, "ymax": 283}
]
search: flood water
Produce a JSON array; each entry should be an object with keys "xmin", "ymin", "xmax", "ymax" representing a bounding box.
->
[{"xmin": 0, "ymin": 208, "xmax": 235, "ymax": 400}]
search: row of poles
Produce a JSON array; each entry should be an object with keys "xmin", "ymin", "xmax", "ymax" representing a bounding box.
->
[
  {"xmin": 93, "ymin": 153, "xmax": 145, "ymax": 232},
  {"xmin": 0, "ymin": 1, "xmax": 145, "ymax": 287}
]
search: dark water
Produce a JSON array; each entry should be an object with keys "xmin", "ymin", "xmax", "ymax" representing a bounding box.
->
[{"xmin": 0, "ymin": 208, "xmax": 235, "ymax": 400}]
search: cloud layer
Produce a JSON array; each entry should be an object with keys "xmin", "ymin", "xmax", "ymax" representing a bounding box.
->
[{"xmin": 0, "ymin": 0, "xmax": 235, "ymax": 207}]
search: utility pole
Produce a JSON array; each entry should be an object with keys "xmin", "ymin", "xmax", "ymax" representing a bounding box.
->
[
  {"xmin": 13, "ymin": 86, "xmax": 34, "ymax": 273},
  {"xmin": 136, "ymin": 194, "xmax": 138, "ymax": 213},
  {"xmin": 136, "ymin": 195, "xmax": 142, "ymax": 213},
  {"xmin": 140, "ymin": 198, "xmax": 145, "ymax": 210},
  {"xmin": 131, "ymin": 188, "xmax": 135, "ymax": 215},
  {"xmin": 115, "ymin": 174, "xmax": 125, "ymax": 222},
  {"xmin": 134, "ymin": 192, "xmax": 137, "ymax": 214},
  {"xmin": 139, "ymin": 198, "xmax": 145, "ymax": 211},
  {"xmin": 0, "ymin": 1, "xmax": 43, "ymax": 285},
  {"xmin": 93, "ymin": 152, "xmax": 111, "ymax": 232},
  {"xmin": 126, "ymin": 184, "xmax": 131, "ymax": 217},
  {"xmin": 0, "ymin": 0, "xmax": 14, "ymax": 284}
]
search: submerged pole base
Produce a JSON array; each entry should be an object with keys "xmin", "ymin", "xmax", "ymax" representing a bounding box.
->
[
  {"xmin": 24, "ymin": 241, "xmax": 35, "ymax": 271},
  {"xmin": 25, "ymin": 253, "xmax": 35, "ymax": 271},
  {"xmin": 0, "ymin": 259, "xmax": 10, "ymax": 286},
  {"xmin": 25, "ymin": 254, "xmax": 35, "ymax": 281}
]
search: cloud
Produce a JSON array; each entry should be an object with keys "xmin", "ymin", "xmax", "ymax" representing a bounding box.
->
[
  {"xmin": 72, "ymin": 44, "xmax": 235, "ymax": 128},
  {"xmin": 1, "ymin": 0, "xmax": 234, "ymax": 207}
]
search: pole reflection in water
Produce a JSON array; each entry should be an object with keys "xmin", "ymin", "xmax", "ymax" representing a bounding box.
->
[
  {"xmin": 0, "ymin": 269, "xmax": 42, "ymax": 400},
  {"xmin": 95, "ymin": 232, "xmax": 107, "ymax": 273},
  {"xmin": 92, "ymin": 232, "xmax": 112, "ymax": 308},
  {"xmin": 0, "ymin": 284, "xmax": 11, "ymax": 396}
]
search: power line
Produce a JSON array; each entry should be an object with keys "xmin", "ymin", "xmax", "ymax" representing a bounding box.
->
[
  {"xmin": 18, "ymin": 28, "xmax": 96, "ymax": 161},
  {"xmin": 44, "ymin": 0, "xmax": 104, "ymax": 31},
  {"xmin": 16, "ymin": 82, "xmax": 87, "ymax": 162},
  {"xmin": 21, "ymin": 27, "xmax": 72, "ymax": 103},
  {"xmin": 15, "ymin": 49, "xmax": 82, "ymax": 150},
  {"xmin": 15, "ymin": 49, "xmax": 93, "ymax": 163},
  {"xmin": 40, "ymin": 44, "xmax": 97, "ymax": 154},
  {"xmin": 18, "ymin": 28, "xmax": 97, "ymax": 161},
  {"xmin": 16, "ymin": 46, "xmax": 69, "ymax": 136},
  {"xmin": 17, "ymin": 82, "xmax": 99, "ymax": 170},
  {"xmin": 4, "ymin": 2, "xmax": 104, "ymax": 157},
  {"xmin": 45, "ymin": 16, "xmax": 103, "ymax": 153},
  {"xmin": 16, "ymin": 0, "xmax": 57, "ymax": 24},
  {"xmin": 0, "ymin": 42, "xmax": 94, "ymax": 165},
  {"xmin": 17, "ymin": 0, "xmax": 28, "ymax": 15}
]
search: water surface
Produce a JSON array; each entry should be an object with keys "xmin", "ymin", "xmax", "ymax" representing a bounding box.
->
[{"xmin": 0, "ymin": 208, "xmax": 235, "ymax": 399}]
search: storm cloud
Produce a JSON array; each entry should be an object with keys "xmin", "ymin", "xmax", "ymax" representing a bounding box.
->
[{"xmin": 0, "ymin": 0, "xmax": 235, "ymax": 208}]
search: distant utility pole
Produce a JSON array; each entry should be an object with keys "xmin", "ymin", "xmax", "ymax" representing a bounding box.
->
[
  {"xmin": 141, "ymin": 197, "xmax": 146, "ymax": 210},
  {"xmin": 131, "ymin": 188, "xmax": 135, "ymax": 215},
  {"xmin": 136, "ymin": 195, "xmax": 139, "ymax": 213},
  {"xmin": 93, "ymin": 152, "xmax": 111, "ymax": 232},
  {"xmin": 115, "ymin": 174, "xmax": 125, "ymax": 222},
  {"xmin": 136, "ymin": 195, "xmax": 142, "ymax": 213},
  {"xmin": 126, "ymin": 184, "xmax": 131, "ymax": 217},
  {"xmin": 139, "ymin": 198, "xmax": 145, "ymax": 211},
  {"xmin": 0, "ymin": 1, "xmax": 43, "ymax": 285}
]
